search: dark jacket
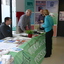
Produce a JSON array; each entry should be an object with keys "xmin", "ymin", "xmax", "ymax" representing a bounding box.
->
[
  {"xmin": 0, "ymin": 23, "xmax": 12, "ymax": 39},
  {"xmin": 38, "ymin": 14, "xmax": 45, "ymax": 24}
]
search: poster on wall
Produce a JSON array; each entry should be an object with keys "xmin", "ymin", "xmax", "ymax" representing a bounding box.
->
[
  {"xmin": 35, "ymin": 13, "xmax": 40, "ymax": 24},
  {"xmin": 59, "ymin": 11, "xmax": 64, "ymax": 21},
  {"xmin": 50, "ymin": 13, "xmax": 58, "ymax": 24},
  {"xmin": 30, "ymin": 13, "xmax": 34, "ymax": 24},
  {"xmin": 36, "ymin": 1, "xmax": 46, "ymax": 12},
  {"xmin": 25, "ymin": 0, "xmax": 34, "ymax": 12},
  {"xmin": 46, "ymin": 1, "xmax": 58, "ymax": 13}
]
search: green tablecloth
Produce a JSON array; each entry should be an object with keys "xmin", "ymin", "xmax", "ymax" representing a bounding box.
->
[{"xmin": 9, "ymin": 34, "xmax": 46, "ymax": 64}]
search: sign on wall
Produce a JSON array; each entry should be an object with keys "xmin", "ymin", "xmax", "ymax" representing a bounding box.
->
[
  {"xmin": 59, "ymin": 11, "xmax": 64, "ymax": 21},
  {"xmin": 36, "ymin": 1, "xmax": 46, "ymax": 12},
  {"xmin": 25, "ymin": 0, "xmax": 34, "ymax": 12},
  {"xmin": 46, "ymin": 1, "xmax": 58, "ymax": 13}
]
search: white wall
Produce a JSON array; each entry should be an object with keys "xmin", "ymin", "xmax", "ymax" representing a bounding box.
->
[
  {"xmin": 16, "ymin": 0, "xmax": 24, "ymax": 12},
  {"xmin": 16, "ymin": 0, "xmax": 25, "ymax": 33},
  {"xmin": 12, "ymin": 0, "xmax": 16, "ymax": 31}
]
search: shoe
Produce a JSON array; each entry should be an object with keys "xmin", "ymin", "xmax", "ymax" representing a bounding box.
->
[{"xmin": 44, "ymin": 55, "xmax": 51, "ymax": 58}]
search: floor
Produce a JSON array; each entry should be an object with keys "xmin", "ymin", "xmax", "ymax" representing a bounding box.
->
[{"xmin": 42, "ymin": 37, "xmax": 64, "ymax": 64}]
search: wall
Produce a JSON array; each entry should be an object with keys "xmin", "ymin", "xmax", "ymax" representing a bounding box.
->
[
  {"xmin": 16, "ymin": 0, "xmax": 25, "ymax": 33},
  {"xmin": 16, "ymin": 0, "xmax": 24, "ymax": 12},
  {"xmin": 16, "ymin": 0, "xmax": 58, "ymax": 12}
]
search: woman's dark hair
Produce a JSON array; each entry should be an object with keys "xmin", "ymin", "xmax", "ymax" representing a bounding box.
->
[{"xmin": 4, "ymin": 17, "xmax": 11, "ymax": 22}]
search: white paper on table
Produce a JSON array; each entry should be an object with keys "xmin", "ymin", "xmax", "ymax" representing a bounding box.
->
[
  {"xmin": 1, "ymin": 55, "xmax": 14, "ymax": 64},
  {"xmin": 13, "ymin": 34, "xmax": 20, "ymax": 37},
  {"xmin": 13, "ymin": 33, "xmax": 28, "ymax": 37},
  {"xmin": 20, "ymin": 33, "xmax": 28, "ymax": 36},
  {"xmin": 9, "ymin": 47, "xmax": 23, "ymax": 52},
  {"xmin": 0, "ymin": 50, "xmax": 9, "ymax": 55},
  {"xmin": 0, "ymin": 43, "xmax": 18, "ymax": 49},
  {"xmin": 13, "ymin": 36, "xmax": 31, "ymax": 41},
  {"xmin": 19, "ymin": 37, "xmax": 31, "ymax": 39}
]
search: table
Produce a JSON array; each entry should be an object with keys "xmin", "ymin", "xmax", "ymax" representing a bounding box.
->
[{"xmin": 8, "ymin": 33, "xmax": 46, "ymax": 64}]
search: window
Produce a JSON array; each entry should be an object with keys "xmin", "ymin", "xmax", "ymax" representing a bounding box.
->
[{"xmin": 6, "ymin": 0, "xmax": 10, "ymax": 5}]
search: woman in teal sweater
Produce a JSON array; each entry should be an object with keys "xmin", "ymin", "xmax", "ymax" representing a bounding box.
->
[{"xmin": 42, "ymin": 9, "xmax": 54, "ymax": 58}]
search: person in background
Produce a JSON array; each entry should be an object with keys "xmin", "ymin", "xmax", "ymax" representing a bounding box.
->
[
  {"xmin": 0, "ymin": 17, "xmax": 12, "ymax": 39},
  {"xmin": 18, "ymin": 9, "xmax": 32, "ymax": 33},
  {"xmin": 42, "ymin": 9, "xmax": 54, "ymax": 58},
  {"xmin": 38, "ymin": 9, "xmax": 45, "ymax": 30}
]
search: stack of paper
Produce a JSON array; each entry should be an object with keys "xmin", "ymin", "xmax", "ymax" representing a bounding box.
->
[
  {"xmin": 0, "ymin": 43, "xmax": 18, "ymax": 50},
  {"xmin": 0, "ymin": 50, "xmax": 9, "ymax": 55},
  {"xmin": 0, "ymin": 40, "xmax": 4, "ymax": 43},
  {"xmin": 9, "ymin": 47, "xmax": 23, "ymax": 52}
]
